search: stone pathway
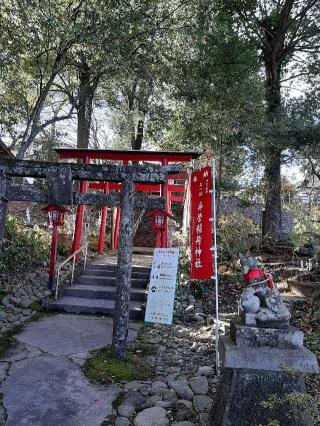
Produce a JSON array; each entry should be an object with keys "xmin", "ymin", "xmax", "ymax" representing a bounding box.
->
[{"xmin": 0, "ymin": 314, "xmax": 139, "ymax": 426}]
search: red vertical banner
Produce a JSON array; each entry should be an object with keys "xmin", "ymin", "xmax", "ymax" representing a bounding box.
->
[{"xmin": 190, "ymin": 166, "xmax": 213, "ymax": 280}]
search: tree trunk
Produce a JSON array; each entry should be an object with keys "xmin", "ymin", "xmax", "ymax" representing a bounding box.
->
[
  {"xmin": 77, "ymin": 59, "xmax": 99, "ymax": 149},
  {"xmin": 262, "ymin": 148, "xmax": 282, "ymax": 237},
  {"xmin": 131, "ymin": 118, "xmax": 144, "ymax": 150},
  {"xmin": 262, "ymin": 58, "xmax": 283, "ymax": 238},
  {"xmin": 112, "ymin": 180, "xmax": 135, "ymax": 360}
]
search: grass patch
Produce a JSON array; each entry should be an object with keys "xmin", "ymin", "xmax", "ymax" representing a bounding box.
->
[
  {"xmin": 0, "ymin": 290, "xmax": 7, "ymax": 300},
  {"xmin": 0, "ymin": 324, "xmax": 23, "ymax": 359},
  {"xmin": 0, "ymin": 335, "xmax": 14, "ymax": 359},
  {"xmin": 84, "ymin": 346, "xmax": 154, "ymax": 384},
  {"xmin": 31, "ymin": 309, "xmax": 56, "ymax": 322},
  {"xmin": 131, "ymin": 342, "xmax": 156, "ymax": 356}
]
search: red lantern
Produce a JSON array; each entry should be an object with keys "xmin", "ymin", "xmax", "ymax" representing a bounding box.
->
[
  {"xmin": 42, "ymin": 204, "xmax": 68, "ymax": 227},
  {"xmin": 148, "ymin": 209, "xmax": 174, "ymax": 248}
]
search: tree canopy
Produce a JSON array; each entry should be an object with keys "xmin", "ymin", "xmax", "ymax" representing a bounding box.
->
[{"xmin": 0, "ymin": 0, "xmax": 319, "ymax": 239}]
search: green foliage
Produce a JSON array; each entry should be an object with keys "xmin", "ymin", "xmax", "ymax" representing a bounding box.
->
[
  {"xmin": 57, "ymin": 233, "xmax": 73, "ymax": 257},
  {"xmin": 288, "ymin": 205, "xmax": 320, "ymax": 247},
  {"xmin": 0, "ymin": 216, "xmax": 49, "ymax": 278},
  {"xmin": 266, "ymin": 421, "xmax": 280, "ymax": 426},
  {"xmin": 306, "ymin": 332, "xmax": 320, "ymax": 360},
  {"xmin": 218, "ymin": 213, "xmax": 259, "ymax": 264},
  {"xmin": 83, "ymin": 346, "xmax": 154, "ymax": 384},
  {"xmin": 260, "ymin": 392, "xmax": 320, "ymax": 424}
]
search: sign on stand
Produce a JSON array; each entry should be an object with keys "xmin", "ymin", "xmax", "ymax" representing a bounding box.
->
[{"xmin": 145, "ymin": 248, "xmax": 179, "ymax": 325}]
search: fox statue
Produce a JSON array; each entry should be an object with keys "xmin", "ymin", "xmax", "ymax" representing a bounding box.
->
[{"xmin": 239, "ymin": 253, "xmax": 291, "ymax": 328}]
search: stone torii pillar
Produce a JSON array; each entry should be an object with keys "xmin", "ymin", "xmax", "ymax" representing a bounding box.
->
[{"xmin": 112, "ymin": 180, "xmax": 135, "ymax": 360}]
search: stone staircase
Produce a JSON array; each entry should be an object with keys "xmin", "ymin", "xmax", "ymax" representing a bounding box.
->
[{"xmin": 49, "ymin": 263, "xmax": 151, "ymax": 320}]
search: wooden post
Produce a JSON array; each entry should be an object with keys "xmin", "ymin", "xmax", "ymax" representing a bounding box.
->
[
  {"xmin": 112, "ymin": 180, "xmax": 135, "ymax": 360},
  {"xmin": 48, "ymin": 222, "xmax": 59, "ymax": 290},
  {"xmin": 0, "ymin": 172, "xmax": 8, "ymax": 249}
]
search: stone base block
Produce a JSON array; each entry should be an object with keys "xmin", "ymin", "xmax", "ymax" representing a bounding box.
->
[
  {"xmin": 230, "ymin": 323, "xmax": 304, "ymax": 350},
  {"xmin": 242, "ymin": 313, "xmax": 256, "ymax": 326},
  {"xmin": 219, "ymin": 336, "xmax": 319, "ymax": 373},
  {"xmin": 209, "ymin": 368, "xmax": 313, "ymax": 426}
]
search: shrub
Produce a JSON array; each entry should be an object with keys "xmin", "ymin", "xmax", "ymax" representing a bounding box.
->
[
  {"xmin": 218, "ymin": 213, "xmax": 259, "ymax": 264},
  {"xmin": 289, "ymin": 205, "xmax": 320, "ymax": 247},
  {"xmin": 0, "ymin": 216, "xmax": 50, "ymax": 288}
]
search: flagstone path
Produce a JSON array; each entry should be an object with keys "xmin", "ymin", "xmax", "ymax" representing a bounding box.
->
[{"xmin": 0, "ymin": 314, "xmax": 140, "ymax": 426}]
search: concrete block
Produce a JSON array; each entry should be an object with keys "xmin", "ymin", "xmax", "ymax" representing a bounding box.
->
[
  {"xmin": 231, "ymin": 323, "xmax": 304, "ymax": 350},
  {"xmin": 219, "ymin": 336, "xmax": 319, "ymax": 373}
]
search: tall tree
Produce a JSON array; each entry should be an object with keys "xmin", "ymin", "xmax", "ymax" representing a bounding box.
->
[
  {"xmin": 221, "ymin": 0, "xmax": 320, "ymax": 238},
  {"xmin": 0, "ymin": 0, "xmax": 92, "ymax": 158}
]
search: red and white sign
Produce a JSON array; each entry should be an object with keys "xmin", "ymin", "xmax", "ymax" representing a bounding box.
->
[{"xmin": 190, "ymin": 166, "xmax": 213, "ymax": 280}]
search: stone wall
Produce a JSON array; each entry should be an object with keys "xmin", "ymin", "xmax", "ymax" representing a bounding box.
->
[{"xmin": 0, "ymin": 271, "xmax": 51, "ymax": 334}]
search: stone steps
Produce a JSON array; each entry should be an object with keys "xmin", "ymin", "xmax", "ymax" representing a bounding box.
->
[
  {"xmin": 49, "ymin": 297, "xmax": 143, "ymax": 320},
  {"xmin": 281, "ymin": 294, "xmax": 306, "ymax": 313},
  {"xmin": 75, "ymin": 275, "xmax": 149, "ymax": 289},
  {"xmin": 80, "ymin": 268, "xmax": 150, "ymax": 279},
  {"xmin": 63, "ymin": 284, "xmax": 147, "ymax": 301},
  {"xmin": 49, "ymin": 261, "xmax": 151, "ymax": 318},
  {"xmin": 85, "ymin": 263, "xmax": 151, "ymax": 274}
]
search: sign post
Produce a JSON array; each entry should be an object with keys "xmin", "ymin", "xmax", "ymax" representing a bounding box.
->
[
  {"xmin": 145, "ymin": 248, "xmax": 179, "ymax": 325},
  {"xmin": 211, "ymin": 160, "xmax": 220, "ymax": 377}
]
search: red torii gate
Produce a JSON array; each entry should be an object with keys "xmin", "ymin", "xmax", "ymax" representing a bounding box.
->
[{"xmin": 55, "ymin": 148, "xmax": 199, "ymax": 254}]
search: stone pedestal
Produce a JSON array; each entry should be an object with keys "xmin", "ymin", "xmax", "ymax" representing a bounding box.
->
[{"xmin": 210, "ymin": 322, "xmax": 319, "ymax": 426}]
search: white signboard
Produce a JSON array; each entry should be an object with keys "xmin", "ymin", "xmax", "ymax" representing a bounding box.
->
[{"xmin": 145, "ymin": 248, "xmax": 179, "ymax": 325}]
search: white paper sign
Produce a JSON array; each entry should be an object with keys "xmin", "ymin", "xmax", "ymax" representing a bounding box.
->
[{"xmin": 145, "ymin": 248, "xmax": 179, "ymax": 325}]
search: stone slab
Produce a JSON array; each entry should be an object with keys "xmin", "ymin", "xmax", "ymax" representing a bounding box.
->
[
  {"xmin": 2, "ymin": 355, "xmax": 119, "ymax": 426},
  {"xmin": 16, "ymin": 314, "xmax": 138, "ymax": 355},
  {"xmin": 219, "ymin": 336, "xmax": 319, "ymax": 373},
  {"xmin": 231, "ymin": 323, "xmax": 304, "ymax": 349}
]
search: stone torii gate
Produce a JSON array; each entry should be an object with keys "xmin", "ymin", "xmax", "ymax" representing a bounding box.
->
[{"xmin": 0, "ymin": 159, "xmax": 179, "ymax": 359}]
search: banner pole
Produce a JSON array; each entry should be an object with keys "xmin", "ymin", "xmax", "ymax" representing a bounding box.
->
[{"xmin": 211, "ymin": 159, "xmax": 220, "ymax": 377}]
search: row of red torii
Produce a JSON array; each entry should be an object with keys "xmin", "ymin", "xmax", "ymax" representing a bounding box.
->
[{"xmin": 54, "ymin": 148, "xmax": 200, "ymax": 253}]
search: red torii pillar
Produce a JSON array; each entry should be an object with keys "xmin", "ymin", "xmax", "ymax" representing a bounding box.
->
[
  {"xmin": 113, "ymin": 160, "xmax": 128, "ymax": 251},
  {"xmin": 97, "ymin": 183, "xmax": 109, "ymax": 254},
  {"xmin": 72, "ymin": 155, "xmax": 89, "ymax": 255},
  {"xmin": 161, "ymin": 158, "xmax": 170, "ymax": 248}
]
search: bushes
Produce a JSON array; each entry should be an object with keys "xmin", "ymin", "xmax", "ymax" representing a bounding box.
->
[
  {"xmin": 0, "ymin": 216, "xmax": 50, "ymax": 289},
  {"xmin": 218, "ymin": 213, "xmax": 259, "ymax": 264},
  {"xmin": 289, "ymin": 205, "xmax": 320, "ymax": 247}
]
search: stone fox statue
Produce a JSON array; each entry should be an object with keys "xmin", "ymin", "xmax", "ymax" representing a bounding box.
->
[{"xmin": 239, "ymin": 253, "xmax": 291, "ymax": 328}]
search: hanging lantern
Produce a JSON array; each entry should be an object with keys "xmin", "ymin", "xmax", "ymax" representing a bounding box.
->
[
  {"xmin": 148, "ymin": 209, "xmax": 175, "ymax": 248},
  {"xmin": 42, "ymin": 204, "xmax": 68, "ymax": 227}
]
